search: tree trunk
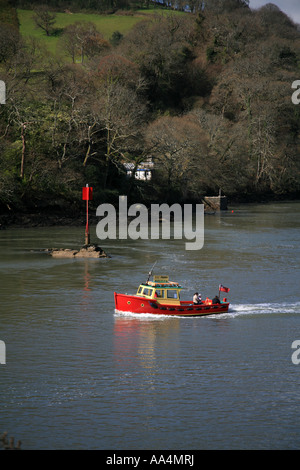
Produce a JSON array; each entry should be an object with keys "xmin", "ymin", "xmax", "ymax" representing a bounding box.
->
[{"xmin": 20, "ymin": 123, "xmax": 26, "ymax": 179}]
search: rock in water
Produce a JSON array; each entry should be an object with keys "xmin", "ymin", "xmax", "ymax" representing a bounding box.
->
[{"xmin": 50, "ymin": 244, "xmax": 109, "ymax": 258}]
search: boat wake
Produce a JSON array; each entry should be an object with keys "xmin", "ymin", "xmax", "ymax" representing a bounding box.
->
[
  {"xmin": 115, "ymin": 301, "xmax": 300, "ymax": 320},
  {"xmin": 229, "ymin": 301, "xmax": 300, "ymax": 317},
  {"xmin": 114, "ymin": 309, "xmax": 169, "ymax": 320}
]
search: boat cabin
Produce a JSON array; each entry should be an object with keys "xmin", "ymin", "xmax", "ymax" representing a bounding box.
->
[{"xmin": 136, "ymin": 275, "xmax": 182, "ymax": 306}]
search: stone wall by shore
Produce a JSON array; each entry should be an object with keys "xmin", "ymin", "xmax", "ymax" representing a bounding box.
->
[{"xmin": 203, "ymin": 196, "xmax": 228, "ymax": 211}]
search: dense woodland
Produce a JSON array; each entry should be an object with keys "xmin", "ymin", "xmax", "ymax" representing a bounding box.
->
[{"xmin": 1, "ymin": 0, "xmax": 300, "ymax": 220}]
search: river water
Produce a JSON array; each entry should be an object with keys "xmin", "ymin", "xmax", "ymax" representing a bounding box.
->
[{"xmin": 1, "ymin": 202, "xmax": 300, "ymax": 450}]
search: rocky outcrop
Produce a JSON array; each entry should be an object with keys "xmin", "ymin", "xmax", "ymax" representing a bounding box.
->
[{"xmin": 49, "ymin": 244, "xmax": 110, "ymax": 258}]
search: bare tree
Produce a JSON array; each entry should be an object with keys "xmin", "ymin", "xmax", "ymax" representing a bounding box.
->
[
  {"xmin": 32, "ymin": 6, "xmax": 56, "ymax": 37},
  {"xmin": 0, "ymin": 23, "xmax": 21, "ymax": 65},
  {"xmin": 146, "ymin": 114, "xmax": 208, "ymax": 198},
  {"xmin": 96, "ymin": 80, "xmax": 148, "ymax": 187},
  {"xmin": 60, "ymin": 22, "xmax": 109, "ymax": 64}
]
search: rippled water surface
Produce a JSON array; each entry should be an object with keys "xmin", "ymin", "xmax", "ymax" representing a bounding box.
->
[{"xmin": 1, "ymin": 202, "xmax": 300, "ymax": 449}]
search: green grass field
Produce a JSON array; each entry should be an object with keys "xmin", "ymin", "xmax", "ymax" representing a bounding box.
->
[{"xmin": 17, "ymin": 9, "xmax": 148, "ymax": 54}]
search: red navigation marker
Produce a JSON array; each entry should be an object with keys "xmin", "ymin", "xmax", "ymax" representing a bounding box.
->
[
  {"xmin": 82, "ymin": 185, "xmax": 93, "ymax": 201},
  {"xmin": 82, "ymin": 184, "xmax": 93, "ymax": 245}
]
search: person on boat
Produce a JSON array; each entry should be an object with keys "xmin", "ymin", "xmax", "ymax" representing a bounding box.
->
[
  {"xmin": 212, "ymin": 295, "xmax": 221, "ymax": 304},
  {"xmin": 193, "ymin": 292, "xmax": 200, "ymax": 304},
  {"xmin": 198, "ymin": 293, "xmax": 202, "ymax": 304}
]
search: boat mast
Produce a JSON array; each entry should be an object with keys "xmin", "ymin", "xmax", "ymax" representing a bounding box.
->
[{"xmin": 146, "ymin": 261, "xmax": 157, "ymax": 284}]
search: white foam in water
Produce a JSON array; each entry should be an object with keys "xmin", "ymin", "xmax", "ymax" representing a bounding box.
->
[
  {"xmin": 115, "ymin": 310, "xmax": 169, "ymax": 320},
  {"xmin": 115, "ymin": 302, "xmax": 300, "ymax": 320},
  {"xmin": 230, "ymin": 301, "xmax": 300, "ymax": 317}
]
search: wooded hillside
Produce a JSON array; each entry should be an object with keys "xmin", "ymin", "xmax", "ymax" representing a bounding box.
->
[{"xmin": 1, "ymin": 0, "xmax": 300, "ymax": 219}]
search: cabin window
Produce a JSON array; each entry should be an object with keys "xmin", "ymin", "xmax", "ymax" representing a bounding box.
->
[
  {"xmin": 155, "ymin": 289, "xmax": 164, "ymax": 298},
  {"xmin": 142, "ymin": 288, "xmax": 153, "ymax": 296},
  {"xmin": 167, "ymin": 290, "xmax": 178, "ymax": 299},
  {"xmin": 138, "ymin": 287, "xmax": 143, "ymax": 294}
]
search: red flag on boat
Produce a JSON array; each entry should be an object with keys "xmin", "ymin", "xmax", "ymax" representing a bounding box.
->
[{"xmin": 219, "ymin": 285, "xmax": 230, "ymax": 292}]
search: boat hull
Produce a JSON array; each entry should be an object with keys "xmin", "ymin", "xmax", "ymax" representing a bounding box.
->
[{"xmin": 114, "ymin": 292, "xmax": 229, "ymax": 317}]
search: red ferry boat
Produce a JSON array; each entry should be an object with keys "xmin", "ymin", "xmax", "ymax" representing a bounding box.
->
[{"xmin": 114, "ymin": 274, "xmax": 230, "ymax": 317}]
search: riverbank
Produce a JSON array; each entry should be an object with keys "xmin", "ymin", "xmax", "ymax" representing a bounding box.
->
[
  {"xmin": 0, "ymin": 211, "xmax": 94, "ymax": 229},
  {"xmin": 0, "ymin": 195, "xmax": 300, "ymax": 230},
  {"xmin": 1, "ymin": 197, "xmax": 300, "ymax": 229}
]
